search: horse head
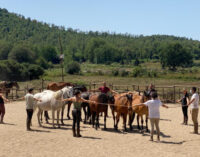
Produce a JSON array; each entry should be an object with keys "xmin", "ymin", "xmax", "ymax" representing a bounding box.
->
[{"xmin": 62, "ymin": 86, "xmax": 74, "ymax": 99}]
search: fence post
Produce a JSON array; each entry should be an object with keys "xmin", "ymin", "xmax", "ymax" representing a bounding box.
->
[
  {"xmin": 179, "ymin": 88, "xmax": 181, "ymax": 99},
  {"xmin": 173, "ymin": 86, "xmax": 176, "ymax": 103},
  {"xmin": 41, "ymin": 79, "xmax": 44, "ymax": 91},
  {"xmin": 162, "ymin": 87, "xmax": 164, "ymax": 101}
]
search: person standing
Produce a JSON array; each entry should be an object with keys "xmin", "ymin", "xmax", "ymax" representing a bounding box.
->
[
  {"xmin": 0, "ymin": 89, "xmax": 9, "ymax": 124},
  {"xmin": 20, "ymin": 88, "xmax": 41, "ymax": 131},
  {"xmin": 90, "ymin": 82, "xmax": 117, "ymax": 95},
  {"xmin": 135, "ymin": 92, "xmax": 168, "ymax": 142},
  {"xmin": 177, "ymin": 89, "xmax": 189, "ymax": 125},
  {"xmin": 188, "ymin": 87, "xmax": 199, "ymax": 134},
  {"xmin": 62, "ymin": 90, "xmax": 97, "ymax": 137}
]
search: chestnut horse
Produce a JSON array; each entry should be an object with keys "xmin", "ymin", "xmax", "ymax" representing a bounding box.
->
[
  {"xmin": 110, "ymin": 93, "xmax": 133, "ymax": 131},
  {"xmin": 89, "ymin": 93, "xmax": 114, "ymax": 130},
  {"xmin": 129, "ymin": 91, "xmax": 150, "ymax": 132}
]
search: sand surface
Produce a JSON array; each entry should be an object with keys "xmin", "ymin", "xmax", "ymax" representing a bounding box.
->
[{"xmin": 0, "ymin": 101, "xmax": 200, "ymax": 157}]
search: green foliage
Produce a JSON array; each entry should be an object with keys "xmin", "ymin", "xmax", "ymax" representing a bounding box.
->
[
  {"xmin": 0, "ymin": 60, "xmax": 44, "ymax": 81},
  {"xmin": 160, "ymin": 43, "xmax": 193, "ymax": 70},
  {"xmin": 112, "ymin": 69, "xmax": 119, "ymax": 76},
  {"xmin": 120, "ymin": 69, "xmax": 129, "ymax": 77},
  {"xmin": 40, "ymin": 46, "xmax": 59, "ymax": 64},
  {"xmin": 8, "ymin": 45, "xmax": 35, "ymax": 63},
  {"xmin": 36, "ymin": 57, "xmax": 49, "ymax": 69},
  {"xmin": 0, "ymin": 41, "xmax": 12, "ymax": 60},
  {"xmin": 65, "ymin": 62, "xmax": 81, "ymax": 74}
]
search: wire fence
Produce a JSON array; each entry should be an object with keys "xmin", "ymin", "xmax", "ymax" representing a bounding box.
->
[{"xmin": 3, "ymin": 80, "xmax": 200, "ymax": 103}]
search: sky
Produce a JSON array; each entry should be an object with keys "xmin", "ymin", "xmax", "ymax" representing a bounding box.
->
[{"xmin": 0, "ymin": 0, "xmax": 200, "ymax": 40}]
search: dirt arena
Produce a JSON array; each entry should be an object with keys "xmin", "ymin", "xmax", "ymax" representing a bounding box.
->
[{"xmin": 0, "ymin": 101, "xmax": 200, "ymax": 157}]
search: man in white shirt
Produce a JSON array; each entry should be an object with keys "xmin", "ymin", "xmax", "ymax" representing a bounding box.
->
[
  {"xmin": 188, "ymin": 87, "xmax": 199, "ymax": 134},
  {"xmin": 136, "ymin": 92, "xmax": 168, "ymax": 141},
  {"xmin": 20, "ymin": 88, "xmax": 41, "ymax": 131}
]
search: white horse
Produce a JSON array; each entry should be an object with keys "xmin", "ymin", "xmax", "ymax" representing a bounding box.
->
[{"xmin": 34, "ymin": 87, "xmax": 73, "ymax": 128}]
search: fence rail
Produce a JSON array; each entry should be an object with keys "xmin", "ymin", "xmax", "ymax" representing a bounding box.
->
[{"xmin": 4, "ymin": 80, "xmax": 200, "ymax": 103}]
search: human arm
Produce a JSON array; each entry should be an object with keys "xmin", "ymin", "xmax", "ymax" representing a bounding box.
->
[
  {"xmin": 188, "ymin": 98, "xmax": 195, "ymax": 106},
  {"xmin": 1, "ymin": 95, "xmax": 9, "ymax": 102},
  {"xmin": 62, "ymin": 97, "xmax": 75, "ymax": 102},
  {"xmin": 34, "ymin": 98, "xmax": 42, "ymax": 102},
  {"xmin": 81, "ymin": 98, "xmax": 97, "ymax": 104}
]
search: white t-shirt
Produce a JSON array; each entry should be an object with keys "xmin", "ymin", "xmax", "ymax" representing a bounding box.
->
[
  {"xmin": 190, "ymin": 93, "xmax": 199, "ymax": 109},
  {"xmin": 25, "ymin": 93, "xmax": 34, "ymax": 109},
  {"xmin": 144, "ymin": 99, "xmax": 162, "ymax": 119}
]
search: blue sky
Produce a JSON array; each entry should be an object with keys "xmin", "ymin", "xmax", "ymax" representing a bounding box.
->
[{"xmin": 0, "ymin": 0, "xmax": 200, "ymax": 40}]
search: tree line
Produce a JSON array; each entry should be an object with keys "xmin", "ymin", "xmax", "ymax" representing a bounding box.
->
[{"xmin": 0, "ymin": 8, "xmax": 199, "ymax": 80}]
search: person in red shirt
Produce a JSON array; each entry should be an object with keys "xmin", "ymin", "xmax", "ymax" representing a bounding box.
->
[{"xmin": 91, "ymin": 82, "xmax": 117, "ymax": 94}]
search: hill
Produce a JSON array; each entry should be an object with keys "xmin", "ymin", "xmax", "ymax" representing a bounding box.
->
[{"xmin": 1, "ymin": 7, "xmax": 200, "ymax": 64}]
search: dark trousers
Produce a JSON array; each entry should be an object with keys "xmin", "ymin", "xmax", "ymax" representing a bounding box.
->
[
  {"xmin": 72, "ymin": 109, "xmax": 81, "ymax": 130},
  {"xmin": 0, "ymin": 103, "xmax": 5, "ymax": 123},
  {"xmin": 182, "ymin": 106, "xmax": 188, "ymax": 119},
  {"xmin": 26, "ymin": 109, "xmax": 33, "ymax": 130}
]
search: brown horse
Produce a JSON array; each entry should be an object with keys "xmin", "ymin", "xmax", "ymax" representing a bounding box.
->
[
  {"xmin": 110, "ymin": 93, "xmax": 133, "ymax": 131},
  {"xmin": 0, "ymin": 81, "xmax": 19, "ymax": 98},
  {"xmin": 89, "ymin": 93, "xmax": 114, "ymax": 130},
  {"xmin": 47, "ymin": 82, "xmax": 74, "ymax": 91},
  {"xmin": 129, "ymin": 91, "xmax": 150, "ymax": 132}
]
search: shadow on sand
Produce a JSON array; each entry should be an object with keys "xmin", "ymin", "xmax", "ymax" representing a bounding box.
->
[{"xmin": 82, "ymin": 136, "xmax": 102, "ymax": 140}]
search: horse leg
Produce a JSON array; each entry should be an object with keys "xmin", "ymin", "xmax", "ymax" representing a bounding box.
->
[
  {"xmin": 111, "ymin": 108, "xmax": 116, "ymax": 128},
  {"xmin": 137, "ymin": 115, "xmax": 141, "ymax": 130},
  {"xmin": 129, "ymin": 112, "xmax": 135, "ymax": 131},
  {"xmin": 92, "ymin": 112, "xmax": 95, "ymax": 128},
  {"xmin": 123, "ymin": 114, "xmax": 127, "ymax": 131},
  {"xmin": 52, "ymin": 110, "xmax": 55, "ymax": 128},
  {"xmin": 104, "ymin": 111, "xmax": 107, "ymax": 130},
  {"xmin": 83, "ymin": 105, "xmax": 87, "ymax": 124},
  {"xmin": 115, "ymin": 113, "xmax": 120, "ymax": 130},
  {"xmin": 67, "ymin": 102, "xmax": 71, "ymax": 119},
  {"xmin": 57, "ymin": 110, "xmax": 61, "ymax": 128},
  {"xmin": 61, "ymin": 105, "xmax": 65, "ymax": 125},
  {"xmin": 44, "ymin": 111, "xmax": 49, "ymax": 123},
  {"xmin": 37, "ymin": 108, "xmax": 42, "ymax": 127},
  {"xmin": 146, "ymin": 115, "xmax": 149, "ymax": 132},
  {"xmin": 95, "ymin": 112, "xmax": 99, "ymax": 130},
  {"xmin": 141, "ymin": 116, "xmax": 144, "ymax": 130},
  {"xmin": 40, "ymin": 111, "xmax": 43, "ymax": 123}
]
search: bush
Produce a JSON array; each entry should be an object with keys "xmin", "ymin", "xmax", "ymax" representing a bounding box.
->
[
  {"xmin": 41, "ymin": 46, "xmax": 60, "ymax": 64},
  {"xmin": 65, "ymin": 62, "xmax": 81, "ymax": 74},
  {"xmin": 112, "ymin": 69, "xmax": 119, "ymax": 76},
  {"xmin": 0, "ymin": 60, "xmax": 44, "ymax": 81},
  {"xmin": 120, "ymin": 69, "xmax": 129, "ymax": 77},
  {"xmin": 8, "ymin": 45, "xmax": 35, "ymax": 63}
]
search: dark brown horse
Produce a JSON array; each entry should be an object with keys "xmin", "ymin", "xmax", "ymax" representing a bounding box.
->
[
  {"xmin": 89, "ymin": 93, "xmax": 114, "ymax": 130},
  {"xmin": 0, "ymin": 81, "xmax": 19, "ymax": 98}
]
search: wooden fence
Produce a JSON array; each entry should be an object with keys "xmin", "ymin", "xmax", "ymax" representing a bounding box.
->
[{"xmin": 5, "ymin": 81, "xmax": 200, "ymax": 103}]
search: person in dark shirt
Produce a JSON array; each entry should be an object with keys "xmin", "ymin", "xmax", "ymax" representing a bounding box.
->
[
  {"xmin": 177, "ymin": 89, "xmax": 189, "ymax": 125},
  {"xmin": 146, "ymin": 84, "xmax": 156, "ymax": 98}
]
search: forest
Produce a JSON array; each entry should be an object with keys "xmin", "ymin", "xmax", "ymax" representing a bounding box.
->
[{"xmin": 0, "ymin": 8, "xmax": 200, "ymax": 81}]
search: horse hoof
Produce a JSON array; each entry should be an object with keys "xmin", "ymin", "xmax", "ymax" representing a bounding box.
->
[
  {"xmin": 58, "ymin": 125, "xmax": 61, "ymax": 128},
  {"xmin": 83, "ymin": 121, "xmax": 87, "ymax": 124},
  {"xmin": 67, "ymin": 116, "xmax": 71, "ymax": 120}
]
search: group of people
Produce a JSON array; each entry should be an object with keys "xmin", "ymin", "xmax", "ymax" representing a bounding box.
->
[{"xmin": 0, "ymin": 83, "xmax": 199, "ymax": 142}]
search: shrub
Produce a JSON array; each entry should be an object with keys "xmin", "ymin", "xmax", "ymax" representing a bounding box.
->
[
  {"xmin": 120, "ymin": 69, "xmax": 129, "ymax": 77},
  {"xmin": 65, "ymin": 62, "xmax": 81, "ymax": 74},
  {"xmin": 26, "ymin": 64, "xmax": 44, "ymax": 80},
  {"xmin": 112, "ymin": 69, "xmax": 119, "ymax": 76}
]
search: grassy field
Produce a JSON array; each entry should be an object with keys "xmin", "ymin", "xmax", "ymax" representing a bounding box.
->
[{"xmin": 17, "ymin": 61, "xmax": 200, "ymax": 90}]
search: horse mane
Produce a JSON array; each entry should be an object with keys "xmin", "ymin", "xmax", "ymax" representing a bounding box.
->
[{"xmin": 53, "ymin": 89, "xmax": 63, "ymax": 99}]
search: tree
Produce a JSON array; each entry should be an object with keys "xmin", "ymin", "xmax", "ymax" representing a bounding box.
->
[
  {"xmin": 40, "ymin": 46, "xmax": 59, "ymax": 64},
  {"xmin": 8, "ymin": 45, "xmax": 35, "ymax": 63},
  {"xmin": 0, "ymin": 41, "xmax": 12, "ymax": 60},
  {"xmin": 160, "ymin": 43, "xmax": 193, "ymax": 70}
]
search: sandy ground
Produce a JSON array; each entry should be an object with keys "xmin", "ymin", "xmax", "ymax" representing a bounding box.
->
[{"xmin": 0, "ymin": 101, "xmax": 200, "ymax": 157}]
